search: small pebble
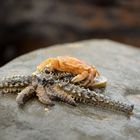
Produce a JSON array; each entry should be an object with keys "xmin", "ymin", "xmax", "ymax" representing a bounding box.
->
[{"xmin": 44, "ymin": 108, "xmax": 49, "ymax": 112}]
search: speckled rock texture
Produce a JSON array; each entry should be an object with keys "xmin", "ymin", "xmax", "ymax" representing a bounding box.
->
[{"xmin": 0, "ymin": 40, "xmax": 140, "ymax": 140}]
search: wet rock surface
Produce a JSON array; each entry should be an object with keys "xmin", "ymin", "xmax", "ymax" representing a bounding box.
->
[{"xmin": 0, "ymin": 39, "xmax": 140, "ymax": 140}]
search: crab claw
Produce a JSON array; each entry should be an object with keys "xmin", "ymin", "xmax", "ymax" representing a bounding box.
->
[{"xmin": 91, "ymin": 76, "xmax": 107, "ymax": 88}]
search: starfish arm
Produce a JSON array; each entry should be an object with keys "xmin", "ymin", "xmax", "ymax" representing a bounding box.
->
[
  {"xmin": 51, "ymin": 85, "xmax": 76, "ymax": 106},
  {"xmin": 36, "ymin": 84, "xmax": 54, "ymax": 106},
  {"xmin": 16, "ymin": 85, "xmax": 36, "ymax": 107}
]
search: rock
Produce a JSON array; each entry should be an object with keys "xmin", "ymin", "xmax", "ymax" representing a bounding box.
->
[{"xmin": 0, "ymin": 39, "xmax": 140, "ymax": 140}]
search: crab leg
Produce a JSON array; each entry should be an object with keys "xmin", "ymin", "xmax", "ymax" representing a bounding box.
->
[
  {"xmin": 80, "ymin": 69, "xmax": 94, "ymax": 86},
  {"xmin": 71, "ymin": 71, "xmax": 88, "ymax": 83}
]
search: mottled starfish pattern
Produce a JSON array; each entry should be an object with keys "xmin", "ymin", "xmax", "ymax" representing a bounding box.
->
[{"xmin": 0, "ymin": 70, "xmax": 134, "ymax": 115}]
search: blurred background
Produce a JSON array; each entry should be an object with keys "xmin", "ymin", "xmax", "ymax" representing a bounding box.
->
[{"xmin": 0, "ymin": 0, "xmax": 140, "ymax": 66}]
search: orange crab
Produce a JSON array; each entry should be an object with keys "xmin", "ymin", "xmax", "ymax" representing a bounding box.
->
[{"xmin": 36, "ymin": 56, "xmax": 100, "ymax": 87}]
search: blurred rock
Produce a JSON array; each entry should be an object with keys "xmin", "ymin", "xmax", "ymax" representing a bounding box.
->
[
  {"xmin": 0, "ymin": 39, "xmax": 140, "ymax": 140},
  {"xmin": 0, "ymin": 0, "xmax": 140, "ymax": 65}
]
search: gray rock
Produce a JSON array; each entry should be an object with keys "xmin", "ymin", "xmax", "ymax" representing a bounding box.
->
[{"xmin": 0, "ymin": 39, "xmax": 140, "ymax": 140}]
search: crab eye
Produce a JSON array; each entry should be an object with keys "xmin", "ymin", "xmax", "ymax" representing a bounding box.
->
[{"xmin": 44, "ymin": 68, "xmax": 50, "ymax": 74}]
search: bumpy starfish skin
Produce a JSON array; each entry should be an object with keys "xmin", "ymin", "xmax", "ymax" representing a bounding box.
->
[
  {"xmin": 55, "ymin": 82, "xmax": 134, "ymax": 114},
  {"xmin": 0, "ymin": 75, "xmax": 32, "ymax": 93},
  {"xmin": 31, "ymin": 71, "xmax": 134, "ymax": 114},
  {"xmin": 16, "ymin": 84, "xmax": 36, "ymax": 106},
  {"xmin": 0, "ymin": 71, "xmax": 134, "ymax": 115}
]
